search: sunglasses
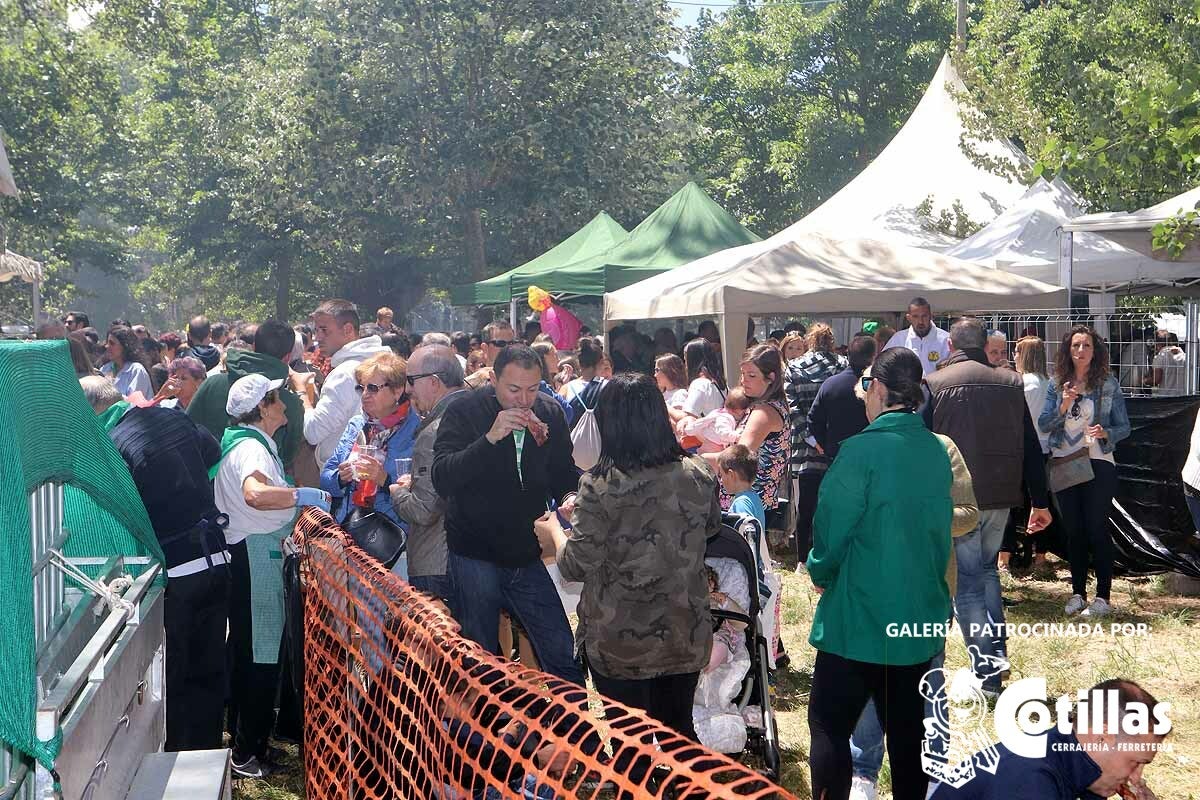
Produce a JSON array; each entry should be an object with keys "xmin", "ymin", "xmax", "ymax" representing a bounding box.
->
[
  {"xmin": 354, "ymin": 382, "xmax": 395, "ymax": 395},
  {"xmin": 860, "ymin": 376, "xmax": 877, "ymax": 393},
  {"xmin": 405, "ymin": 372, "xmax": 442, "ymax": 386},
  {"xmin": 488, "ymin": 339, "xmax": 514, "ymax": 348}
]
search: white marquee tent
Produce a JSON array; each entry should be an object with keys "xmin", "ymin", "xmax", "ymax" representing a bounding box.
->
[
  {"xmin": 1065, "ymin": 185, "xmax": 1200, "ymax": 267},
  {"xmin": 0, "ymin": 133, "xmax": 17, "ymax": 198},
  {"xmin": 603, "ymin": 232, "xmax": 1065, "ymax": 381},
  {"xmin": 945, "ymin": 178, "xmax": 1174, "ymax": 289},
  {"xmin": 780, "ymin": 55, "xmax": 1030, "ymax": 250},
  {"xmin": 616, "ymin": 54, "xmax": 1036, "ymax": 296}
]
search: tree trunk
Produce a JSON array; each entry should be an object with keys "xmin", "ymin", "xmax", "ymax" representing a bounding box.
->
[
  {"xmin": 464, "ymin": 206, "xmax": 487, "ymax": 281},
  {"xmin": 274, "ymin": 252, "xmax": 292, "ymax": 322}
]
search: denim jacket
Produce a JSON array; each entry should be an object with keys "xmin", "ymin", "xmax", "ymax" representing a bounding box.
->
[{"xmin": 1038, "ymin": 375, "xmax": 1130, "ymax": 456}]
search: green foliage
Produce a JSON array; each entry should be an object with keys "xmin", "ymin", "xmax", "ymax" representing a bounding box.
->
[
  {"xmin": 681, "ymin": 0, "xmax": 953, "ymax": 234},
  {"xmin": 0, "ymin": 0, "xmax": 141, "ymax": 320},
  {"xmin": 914, "ymin": 196, "xmax": 984, "ymax": 239},
  {"xmin": 5, "ymin": 0, "xmax": 690, "ymax": 326},
  {"xmin": 1152, "ymin": 208, "xmax": 1200, "ymax": 260},
  {"xmin": 959, "ymin": 0, "xmax": 1200, "ymax": 211}
]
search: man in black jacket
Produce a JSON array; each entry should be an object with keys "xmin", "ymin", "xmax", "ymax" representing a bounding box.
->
[
  {"xmin": 81, "ymin": 375, "xmax": 230, "ymax": 753},
  {"xmin": 923, "ymin": 317, "xmax": 1051, "ymax": 694},
  {"xmin": 432, "ymin": 345, "xmax": 583, "ymax": 684}
]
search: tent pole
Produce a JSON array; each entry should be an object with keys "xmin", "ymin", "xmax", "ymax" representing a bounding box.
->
[
  {"xmin": 31, "ymin": 278, "xmax": 40, "ymax": 328},
  {"xmin": 509, "ymin": 297, "xmax": 518, "ymax": 332},
  {"xmin": 1059, "ymin": 230, "xmax": 1075, "ymax": 318},
  {"xmin": 1188, "ymin": 301, "xmax": 1199, "ymax": 395}
]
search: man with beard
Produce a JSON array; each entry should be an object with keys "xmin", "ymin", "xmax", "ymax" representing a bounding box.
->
[{"xmin": 884, "ymin": 297, "xmax": 953, "ymax": 376}]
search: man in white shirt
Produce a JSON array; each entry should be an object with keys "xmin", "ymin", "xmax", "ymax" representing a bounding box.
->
[
  {"xmin": 290, "ymin": 299, "xmax": 390, "ymax": 467},
  {"xmin": 1151, "ymin": 330, "xmax": 1188, "ymax": 397},
  {"xmin": 883, "ymin": 296, "xmax": 952, "ymax": 376}
]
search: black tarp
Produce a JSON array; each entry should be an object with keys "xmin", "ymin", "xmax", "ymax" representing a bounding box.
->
[{"xmin": 1107, "ymin": 397, "xmax": 1200, "ymax": 577}]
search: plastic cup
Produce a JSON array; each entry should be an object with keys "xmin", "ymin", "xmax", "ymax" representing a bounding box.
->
[
  {"xmin": 354, "ymin": 445, "xmax": 382, "ymax": 479},
  {"xmin": 395, "ymin": 457, "xmax": 413, "ymax": 478}
]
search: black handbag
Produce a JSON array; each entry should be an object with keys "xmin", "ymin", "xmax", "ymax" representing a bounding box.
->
[{"xmin": 343, "ymin": 505, "xmax": 407, "ymax": 569}]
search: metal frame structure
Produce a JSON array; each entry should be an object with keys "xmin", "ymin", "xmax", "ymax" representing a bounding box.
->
[{"xmin": 1, "ymin": 482, "xmax": 166, "ymax": 800}]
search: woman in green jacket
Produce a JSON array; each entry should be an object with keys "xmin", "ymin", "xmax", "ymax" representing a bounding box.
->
[{"xmin": 806, "ymin": 346, "xmax": 953, "ymax": 800}]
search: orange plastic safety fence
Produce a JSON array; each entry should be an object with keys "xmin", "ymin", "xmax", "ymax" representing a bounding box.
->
[{"xmin": 294, "ymin": 508, "xmax": 797, "ymax": 800}]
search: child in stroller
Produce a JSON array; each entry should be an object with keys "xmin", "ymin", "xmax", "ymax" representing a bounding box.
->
[{"xmin": 691, "ymin": 514, "xmax": 782, "ymax": 778}]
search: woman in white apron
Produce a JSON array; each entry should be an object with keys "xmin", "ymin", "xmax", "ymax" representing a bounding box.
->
[{"xmin": 213, "ymin": 373, "xmax": 331, "ymax": 778}]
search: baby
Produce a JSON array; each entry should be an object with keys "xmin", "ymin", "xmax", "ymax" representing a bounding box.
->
[
  {"xmin": 678, "ymin": 386, "xmax": 751, "ymax": 454},
  {"xmin": 705, "ymin": 566, "xmax": 748, "ymax": 673}
]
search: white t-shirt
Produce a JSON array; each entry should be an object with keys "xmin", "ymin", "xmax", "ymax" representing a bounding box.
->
[
  {"xmin": 1153, "ymin": 346, "xmax": 1187, "ymax": 397},
  {"xmin": 1022, "ymin": 372, "xmax": 1050, "ymax": 453},
  {"xmin": 682, "ymin": 377, "xmax": 725, "ymax": 418},
  {"xmin": 884, "ymin": 325, "xmax": 953, "ymax": 376},
  {"xmin": 663, "ymin": 387, "xmax": 688, "ymax": 410},
  {"xmin": 1050, "ymin": 396, "xmax": 1114, "ymax": 464},
  {"xmin": 214, "ymin": 426, "xmax": 297, "ymax": 545}
]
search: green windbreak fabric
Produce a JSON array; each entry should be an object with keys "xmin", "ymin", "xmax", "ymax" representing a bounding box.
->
[
  {"xmin": 451, "ymin": 211, "xmax": 628, "ymax": 305},
  {"xmin": 0, "ymin": 340, "xmax": 160, "ymax": 771},
  {"xmin": 508, "ymin": 182, "xmax": 760, "ymax": 298}
]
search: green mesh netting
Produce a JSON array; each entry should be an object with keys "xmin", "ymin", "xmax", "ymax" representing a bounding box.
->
[{"xmin": 0, "ymin": 340, "xmax": 162, "ymax": 771}]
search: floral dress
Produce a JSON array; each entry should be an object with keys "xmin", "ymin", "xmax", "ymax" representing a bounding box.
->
[{"xmin": 719, "ymin": 398, "xmax": 790, "ymax": 511}]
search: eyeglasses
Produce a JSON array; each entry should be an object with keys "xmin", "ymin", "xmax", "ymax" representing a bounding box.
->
[
  {"xmin": 355, "ymin": 382, "xmax": 395, "ymax": 395},
  {"xmin": 488, "ymin": 339, "xmax": 514, "ymax": 348},
  {"xmin": 405, "ymin": 372, "xmax": 442, "ymax": 386}
]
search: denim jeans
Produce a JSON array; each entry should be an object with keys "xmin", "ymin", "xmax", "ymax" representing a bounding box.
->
[
  {"xmin": 850, "ymin": 697, "xmax": 884, "ymax": 780},
  {"xmin": 954, "ymin": 509, "xmax": 1009, "ymax": 690},
  {"xmin": 409, "ymin": 572, "xmax": 454, "ymax": 606},
  {"xmin": 449, "ymin": 551, "xmax": 584, "ymax": 685}
]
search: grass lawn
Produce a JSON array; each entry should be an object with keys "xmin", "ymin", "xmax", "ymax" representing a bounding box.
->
[{"xmin": 235, "ymin": 553, "xmax": 1199, "ymax": 799}]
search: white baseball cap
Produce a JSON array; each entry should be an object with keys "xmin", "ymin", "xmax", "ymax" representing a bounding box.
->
[{"xmin": 227, "ymin": 374, "xmax": 286, "ymax": 416}]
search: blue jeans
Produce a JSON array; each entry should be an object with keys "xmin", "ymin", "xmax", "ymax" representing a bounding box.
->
[
  {"xmin": 449, "ymin": 552, "xmax": 584, "ymax": 685},
  {"xmin": 410, "ymin": 572, "xmax": 454, "ymax": 606},
  {"xmin": 954, "ymin": 509, "xmax": 1009, "ymax": 690},
  {"xmin": 850, "ymin": 698, "xmax": 884, "ymax": 780}
]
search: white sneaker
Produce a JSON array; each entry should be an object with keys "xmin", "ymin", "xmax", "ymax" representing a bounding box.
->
[
  {"xmin": 850, "ymin": 777, "xmax": 877, "ymax": 800},
  {"xmin": 1080, "ymin": 597, "xmax": 1112, "ymax": 618},
  {"xmin": 1064, "ymin": 594, "xmax": 1087, "ymax": 616}
]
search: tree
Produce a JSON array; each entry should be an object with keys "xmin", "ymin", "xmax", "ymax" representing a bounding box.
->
[
  {"xmin": 0, "ymin": 0, "xmax": 141, "ymax": 321},
  {"xmin": 682, "ymin": 0, "xmax": 953, "ymax": 234},
  {"xmin": 959, "ymin": 0, "xmax": 1200, "ymax": 212}
]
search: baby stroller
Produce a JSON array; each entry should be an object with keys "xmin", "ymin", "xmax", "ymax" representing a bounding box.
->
[{"xmin": 702, "ymin": 512, "xmax": 782, "ymax": 780}]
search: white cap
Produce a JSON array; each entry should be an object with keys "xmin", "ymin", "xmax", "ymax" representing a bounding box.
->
[{"xmin": 227, "ymin": 374, "xmax": 286, "ymax": 416}]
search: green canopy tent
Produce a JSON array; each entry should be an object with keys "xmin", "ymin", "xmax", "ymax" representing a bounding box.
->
[
  {"xmin": 507, "ymin": 182, "xmax": 760, "ymax": 299},
  {"xmin": 451, "ymin": 211, "xmax": 627, "ymax": 306}
]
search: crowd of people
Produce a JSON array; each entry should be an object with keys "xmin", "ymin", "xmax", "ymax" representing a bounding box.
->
[{"xmin": 42, "ymin": 295, "xmax": 1169, "ymax": 799}]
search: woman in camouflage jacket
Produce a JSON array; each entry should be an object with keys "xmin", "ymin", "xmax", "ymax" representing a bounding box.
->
[{"xmin": 551, "ymin": 372, "xmax": 721, "ymax": 740}]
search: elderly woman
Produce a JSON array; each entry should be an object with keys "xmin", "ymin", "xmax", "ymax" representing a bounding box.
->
[
  {"xmin": 211, "ymin": 373, "xmax": 331, "ymax": 779},
  {"xmin": 153, "ymin": 356, "xmax": 207, "ymax": 409},
  {"xmin": 101, "ymin": 325, "xmax": 154, "ymax": 397},
  {"xmin": 321, "ymin": 352, "xmax": 421, "ymax": 573},
  {"xmin": 806, "ymin": 347, "xmax": 954, "ymax": 800},
  {"xmin": 541, "ymin": 372, "xmax": 718, "ymax": 738}
]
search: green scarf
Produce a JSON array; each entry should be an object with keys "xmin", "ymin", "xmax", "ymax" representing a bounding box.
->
[
  {"xmin": 97, "ymin": 400, "xmax": 132, "ymax": 432},
  {"xmin": 208, "ymin": 425, "xmax": 283, "ymax": 480}
]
